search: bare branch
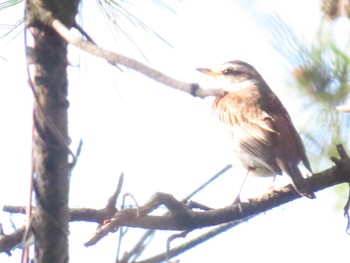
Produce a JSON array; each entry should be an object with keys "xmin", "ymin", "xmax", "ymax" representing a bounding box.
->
[
  {"xmin": 344, "ymin": 187, "xmax": 350, "ymax": 234},
  {"xmin": 183, "ymin": 164, "xmax": 232, "ymax": 202},
  {"xmin": 166, "ymin": 231, "xmax": 189, "ymax": 261},
  {"xmin": 0, "ymin": 227, "xmax": 25, "ymax": 256},
  {"xmin": 136, "ymin": 221, "xmax": 244, "ymax": 263},
  {"xmin": 26, "ymin": 7, "xmax": 221, "ymax": 98},
  {"xmin": 106, "ymin": 173, "xmax": 124, "ymax": 211},
  {"xmin": 49, "ymin": 19, "xmax": 223, "ymax": 98},
  {"xmin": 336, "ymin": 144, "xmax": 350, "ymax": 160},
  {"xmin": 119, "ymin": 164, "xmax": 231, "ymax": 262},
  {"xmin": 3, "ymin": 146, "xmax": 350, "ymax": 254},
  {"xmin": 84, "ymin": 192, "xmax": 190, "ymax": 246}
]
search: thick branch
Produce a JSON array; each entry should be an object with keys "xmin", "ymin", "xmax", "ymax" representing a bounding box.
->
[
  {"xmin": 5, "ymin": 161, "xmax": 350, "ymax": 229},
  {"xmin": 88, "ymin": 159, "xmax": 350, "ymax": 232},
  {"xmin": 3, "ymin": 155, "xmax": 350, "ymax": 253}
]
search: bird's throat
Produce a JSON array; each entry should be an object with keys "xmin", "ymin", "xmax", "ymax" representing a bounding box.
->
[{"xmin": 223, "ymin": 79, "xmax": 258, "ymax": 92}]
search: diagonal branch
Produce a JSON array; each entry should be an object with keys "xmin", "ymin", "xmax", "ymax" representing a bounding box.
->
[
  {"xmin": 49, "ymin": 19, "xmax": 223, "ymax": 98},
  {"xmin": 26, "ymin": 8, "xmax": 221, "ymax": 98},
  {"xmin": 136, "ymin": 221, "xmax": 246, "ymax": 263},
  {"xmin": 3, "ymin": 147, "xmax": 350, "ymax": 254}
]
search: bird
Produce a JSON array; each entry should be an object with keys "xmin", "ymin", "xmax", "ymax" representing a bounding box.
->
[{"xmin": 197, "ymin": 60, "xmax": 315, "ymax": 200}]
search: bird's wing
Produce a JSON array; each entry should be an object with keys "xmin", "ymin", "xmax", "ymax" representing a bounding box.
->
[
  {"xmin": 264, "ymin": 95, "xmax": 312, "ymax": 173},
  {"xmin": 213, "ymin": 93, "xmax": 282, "ymax": 175},
  {"xmin": 264, "ymin": 95, "xmax": 315, "ymax": 198}
]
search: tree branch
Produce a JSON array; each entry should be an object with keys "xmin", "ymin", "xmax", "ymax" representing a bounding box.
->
[
  {"xmin": 3, "ymin": 147, "xmax": 350, "ymax": 254},
  {"xmin": 27, "ymin": 9, "xmax": 222, "ymax": 98},
  {"xmin": 49, "ymin": 19, "xmax": 223, "ymax": 98},
  {"xmin": 0, "ymin": 227, "xmax": 25, "ymax": 256},
  {"xmin": 136, "ymin": 221, "xmax": 245, "ymax": 263}
]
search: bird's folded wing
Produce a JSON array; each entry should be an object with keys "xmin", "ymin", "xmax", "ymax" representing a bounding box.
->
[{"xmin": 213, "ymin": 94, "xmax": 282, "ymax": 175}]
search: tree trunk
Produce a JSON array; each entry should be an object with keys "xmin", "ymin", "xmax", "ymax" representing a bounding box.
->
[{"xmin": 25, "ymin": 1, "xmax": 79, "ymax": 262}]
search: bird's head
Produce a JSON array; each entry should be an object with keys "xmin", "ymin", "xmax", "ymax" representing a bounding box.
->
[{"xmin": 197, "ymin": 60, "xmax": 261, "ymax": 92}]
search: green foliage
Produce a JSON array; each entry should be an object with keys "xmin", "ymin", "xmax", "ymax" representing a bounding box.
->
[
  {"xmin": 96, "ymin": 0, "xmax": 174, "ymax": 59},
  {"xmin": 270, "ymin": 15, "xmax": 350, "ymax": 170},
  {"xmin": 0, "ymin": 0, "xmax": 23, "ymax": 43},
  {"xmin": 0, "ymin": 0, "xmax": 22, "ymax": 11}
]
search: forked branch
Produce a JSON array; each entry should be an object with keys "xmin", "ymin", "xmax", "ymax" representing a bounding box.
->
[{"xmin": 2, "ymin": 145, "xmax": 350, "ymax": 256}]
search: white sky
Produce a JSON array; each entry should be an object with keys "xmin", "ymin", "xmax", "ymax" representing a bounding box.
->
[{"xmin": 0, "ymin": 0, "xmax": 349, "ymax": 262}]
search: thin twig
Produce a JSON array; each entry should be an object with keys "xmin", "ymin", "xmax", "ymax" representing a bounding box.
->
[
  {"xmin": 136, "ymin": 220, "xmax": 252, "ymax": 263},
  {"xmin": 344, "ymin": 185, "xmax": 350, "ymax": 234},
  {"xmin": 183, "ymin": 164, "xmax": 232, "ymax": 202},
  {"xmin": 106, "ymin": 173, "xmax": 124, "ymax": 210},
  {"xmin": 336, "ymin": 144, "xmax": 349, "ymax": 160},
  {"xmin": 166, "ymin": 231, "xmax": 189, "ymax": 262},
  {"xmin": 124, "ymin": 164, "xmax": 232, "ymax": 259},
  {"xmin": 118, "ymin": 230, "xmax": 153, "ymax": 263}
]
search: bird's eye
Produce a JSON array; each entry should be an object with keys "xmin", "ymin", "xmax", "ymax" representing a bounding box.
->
[{"xmin": 222, "ymin": 68, "xmax": 236, "ymax": 75}]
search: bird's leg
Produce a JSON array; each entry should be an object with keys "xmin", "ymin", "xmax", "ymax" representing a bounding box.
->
[
  {"xmin": 267, "ymin": 175, "xmax": 278, "ymax": 193},
  {"xmin": 232, "ymin": 170, "xmax": 250, "ymax": 204}
]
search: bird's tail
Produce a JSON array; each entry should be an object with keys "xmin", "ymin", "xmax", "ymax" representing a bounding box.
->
[{"xmin": 285, "ymin": 164, "xmax": 315, "ymax": 199}]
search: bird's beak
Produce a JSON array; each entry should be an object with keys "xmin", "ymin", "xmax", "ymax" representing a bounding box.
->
[{"xmin": 196, "ymin": 68, "xmax": 220, "ymax": 77}]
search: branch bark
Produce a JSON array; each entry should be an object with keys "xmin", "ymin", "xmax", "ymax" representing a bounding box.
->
[
  {"xmin": 2, "ymin": 148, "xmax": 350, "ymax": 254},
  {"xmin": 84, "ymin": 153, "xmax": 350, "ymax": 235},
  {"xmin": 50, "ymin": 19, "xmax": 224, "ymax": 99}
]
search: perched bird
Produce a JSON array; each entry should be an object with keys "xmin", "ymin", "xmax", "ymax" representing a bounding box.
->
[{"xmin": 197, "ymin": 60, "xmax": 315, "ymax": 200}]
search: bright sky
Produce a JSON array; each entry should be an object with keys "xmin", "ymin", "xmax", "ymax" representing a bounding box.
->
[{"xmin": 0, "ymin": 0, "xmax": 349, "ymax": 262}]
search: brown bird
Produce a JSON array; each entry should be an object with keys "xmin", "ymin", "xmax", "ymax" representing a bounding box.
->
[{"xmin": 197, "ymin": 60, "xmax": 315, "ymax": 200}]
